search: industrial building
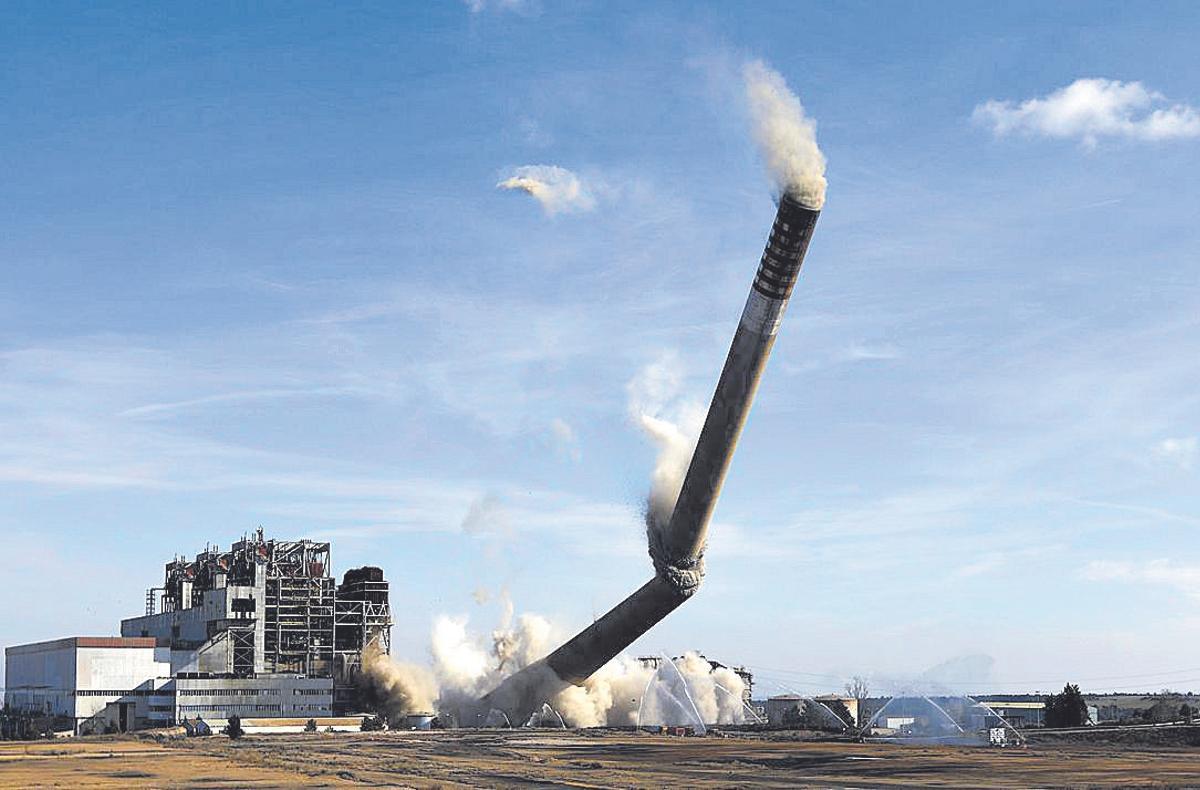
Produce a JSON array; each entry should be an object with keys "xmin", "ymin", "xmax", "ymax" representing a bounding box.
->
[
  {"xmin": 974, "ymin": 698, "xmax": 1099, "ymax": 728},
  {"xmin": 764, "ymin": 694, "xmax": 857, "ymax": 728},
  {"xmin": 4, "ymin": 530, "xmax": 392, "ymax": 733},
  {"xmin": 4, "ymin": 637, "xmax": 174, "ymax": 733}
]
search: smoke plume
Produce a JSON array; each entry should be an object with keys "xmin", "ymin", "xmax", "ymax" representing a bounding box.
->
[
  {"xmin": 743, "ymin": 60, "xmax": 827, "ymax": 208},
  {"xmin": 496, "ymin": 165, "xmax": 596, "ymax": 215}
]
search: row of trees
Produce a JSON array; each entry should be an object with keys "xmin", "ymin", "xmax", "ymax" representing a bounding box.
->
[
  {"xmin": 1047, "ymin": 684, "xmax": 1196, "ymax": 727},
  {"xmin": 1135, "ymin": 700, "xmax": 1192, "ymax": 724}
]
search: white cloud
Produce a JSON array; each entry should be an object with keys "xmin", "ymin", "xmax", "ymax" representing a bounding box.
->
[
  {"xmin": 973, "ymin": 78, "xmax": 1200, "ymax": 147},
  {"xmin": 1154, "ymin": 436, "xmax": 1198, "ymax": 471},
  {"xmin": 497, "ymin": 165, "xmax": 597, "ymax": 215},
  {"xmin": 1081, "ymin": 559, "xmax": 1200, "ymax": 600}
]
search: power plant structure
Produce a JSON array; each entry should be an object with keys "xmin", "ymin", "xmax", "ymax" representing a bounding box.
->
[
  {"xmin": 4, "ymin": 529, "xmax": 393, "ymax": 734},
  {"xmin": 483, "ymin": 191, "xmax": 821, "ymax": 722},
  {"xmin": 127, "ymin": 529, "xmax": 390, "ymax": 683}
]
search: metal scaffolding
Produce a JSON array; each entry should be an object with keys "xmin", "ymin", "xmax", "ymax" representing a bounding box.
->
[
  {"xmin": 261, "ymin": 540, "xmax": 335, "ymax": 676},
  {"xmin": 147, "ymin": 529, "xmax": 391, "ymax": 690},
  {"xmin": 334, "ymin": 566, "xmax": 393, "ymax": 674}
]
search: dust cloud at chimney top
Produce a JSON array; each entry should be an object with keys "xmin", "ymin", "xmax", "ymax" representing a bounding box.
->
[
  {"xmin": 367, "ymin": 60, "xmax": 827, "ymax": 728},
  {"xmin": 742, "ymin": 59, "xmax": 828, "ymax": 208}
]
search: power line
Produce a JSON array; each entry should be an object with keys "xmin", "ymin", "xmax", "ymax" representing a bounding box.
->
[
  {"xmin": 746, "ymin": 663, "xmax": 1200, "ymax": 687},
  {"xmin": 753, "ymin": 672, "xmax": 1200, "ymax": 696}
]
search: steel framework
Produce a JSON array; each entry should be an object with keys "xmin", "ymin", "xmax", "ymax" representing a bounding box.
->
[{"xmin": 151, "ymin": 529, "xmax": 389, "ymax": 682}]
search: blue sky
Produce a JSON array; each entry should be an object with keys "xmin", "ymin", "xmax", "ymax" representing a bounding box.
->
[{"xmin": 3, "ymin": 1, "xmax": 1200, "ymax": 695}]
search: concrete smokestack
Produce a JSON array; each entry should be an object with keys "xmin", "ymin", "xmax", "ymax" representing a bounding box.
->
[
  {"xmin": 482, "ymin": 192, "xmax": 820, "ymax": 719},
  {"xmin": 657, "ymin": 191, "xmax": 820, "ymax": 570}
]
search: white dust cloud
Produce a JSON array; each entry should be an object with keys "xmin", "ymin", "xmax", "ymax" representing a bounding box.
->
[
  {"xmin": 497, "ymin": 165, "xmax": 596, "ymax": 215},
  {"xmin": 626, "ymin": 353, "xmax": 705, "ymax": 537},
  {"xmin": 743, "ymin": 60, "xmax": 827, "ymax": 208},
  {"xmin": 366, "ymin": 599, "xmax": 748, "ymax": 727},
  {"xmin": 551, "ymin": 651, "xmax": 746, "ymax": 728}
]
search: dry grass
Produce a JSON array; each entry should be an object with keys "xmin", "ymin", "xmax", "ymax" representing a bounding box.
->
[{"xmin": 3, "ymin": 727, "xmax": 1199, "ymax": 788}]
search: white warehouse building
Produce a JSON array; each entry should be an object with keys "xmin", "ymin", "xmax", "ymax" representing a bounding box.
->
[
  {"xmin": 4, "ymin": 637, "xmax": 174, "ymax": 734},
  {"xmin": 4, "ymin": 637, "xmax": 335, "ymax": 734}
]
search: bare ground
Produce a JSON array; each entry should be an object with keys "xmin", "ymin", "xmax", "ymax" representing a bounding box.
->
[{"xmin": 3, "ymin": 728, "xmax": 1200, "ymax": 788}]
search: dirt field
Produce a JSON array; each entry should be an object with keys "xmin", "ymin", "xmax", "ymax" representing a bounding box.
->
[{"xmin": 2, "ymin": 728, "xmax": 1199, "ymax": 788}]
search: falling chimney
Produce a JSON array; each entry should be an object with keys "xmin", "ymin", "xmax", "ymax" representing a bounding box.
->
[{"xmin": 481, "ymin": 191, "xmax": 821, "ymax": 721}]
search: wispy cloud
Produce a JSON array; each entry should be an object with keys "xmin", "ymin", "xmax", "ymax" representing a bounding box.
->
[
  {"xmin": 298, "ymin": 483, "xmax": 645, "ymax": 560},
  {"xmin": 949, "ymin": 546, "xmax": 1058, "ymax": 581},
  {"xmin": 780, "ymin": 487, "xmax": 984, "ymax": 543},
  {"xmin": 973, "ymin": 78, "xmax": 1200, "ymax": 147},
  {"xmin": 119, "ymin": 387, "xmax": 368, "ymax": 419},
  {"xmin": 1154, "ymin": 436, "xmax": 1198, "ymax": 471},
  {"xmin": 0, "ymin": 331, "xmax": 646, "ymax": 555},
  {"xmin": 460, "ymin": 492, "xmax": 509, "ymax": 536},
  {"xmin": 838, "ymin": 342, "xmax": 902, "ymax": 362},
  {"xmin": 1081, "ymin": 559, "xmax": 1200, "ymax": 600},
  {"xmin": 549, "ymin": 417, "xmax": 581, "ymax": 462},
  {"xmin": 779, "ymin": 341, "xmax": 903, "ymax": 374},
  {"xmin": 1072, "ymin": 498, "xmax": 1200, "ymax": 529},
  {"xmin": 518, "ymin": 117, "xmax": 553, "ymax": 148},
  {"xmin": 497, "ymin": 165, "xmax": 597, "ymax": 215},
  {"xmin": 464, "ymin": 0, "xmax": 535, "ymax": 15}
]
